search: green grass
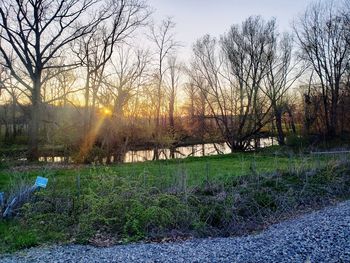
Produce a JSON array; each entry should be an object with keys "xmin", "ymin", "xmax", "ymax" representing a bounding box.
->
[
  {"xmin": 0, "ymin": 149, "xmax": 349, "ymax": 253},
  {"xmin": 0, "ymin": 150, "xmax": 331, "ymax": 190},
  {"xmin": 0, "ymin": 220, "xmax": 39, "ymax": 252}
]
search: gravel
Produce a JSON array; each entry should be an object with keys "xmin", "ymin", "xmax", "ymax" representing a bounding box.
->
[{"xmin": 1, "ymin": 200, "xmax": 350, "ymax": 263}]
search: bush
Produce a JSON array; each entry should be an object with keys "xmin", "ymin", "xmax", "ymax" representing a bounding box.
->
[{"xmin": 285, "ymin": 134, "xmax": 309, "ymax": 148}]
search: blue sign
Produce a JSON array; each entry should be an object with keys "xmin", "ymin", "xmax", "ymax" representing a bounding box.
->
[{"xmin": 35, "ymin": 176, "xmax": 48, "ymax": 188}]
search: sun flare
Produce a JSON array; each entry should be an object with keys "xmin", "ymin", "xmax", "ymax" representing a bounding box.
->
[{"xmin": 102, "ymin": 108, "xmax": 112, "ymax": 116}]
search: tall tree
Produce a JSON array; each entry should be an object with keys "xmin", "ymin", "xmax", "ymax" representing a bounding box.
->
[
  {"xmin": 100, "ymin": 47, "xmax": 150, "ymax": 163},
  {"xmin": 166, "ymin": 57, "xmax": 180, "ymax": 136},
  {"xmin": 148, "ymin": 17, "xmax": 179, "ymax": 159},
  {"xmin": 294, "ymin": 0, "xmax": 350, "ymax": 137},
  {"xmin": 263, "ymin": 33, "xmax": 304, "ymax": 145},
  {"xmin": 190, "ymin": 17, "xmax": 276, "ymax": 152},
  {"xmin": 76, "ymin": 0, "xmax": 149, "ymax": 136},
  {"xmin": 221, "ymin": 16, "xmax": 276, "ymax": 150},
  {"xmin": 165, "ymin": 56, "xmax": 181, "ymax": 157},
  {"xmin": 0, "ymin": 0, "xmax": 149, "ymax": 161}
]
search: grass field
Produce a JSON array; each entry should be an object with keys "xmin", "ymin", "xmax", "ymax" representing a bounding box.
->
[
  {"xmin": 0, "ymin": 147, "xmax": 333, "ymax": 190},
  {"xmin": 0, "ymin": 148, "xmax": 349, "ymax": 253}
]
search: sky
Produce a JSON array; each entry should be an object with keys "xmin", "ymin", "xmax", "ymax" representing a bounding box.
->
[{"xmin": 147, "ymin": 0, "xmax": 315, "ymax": 60}]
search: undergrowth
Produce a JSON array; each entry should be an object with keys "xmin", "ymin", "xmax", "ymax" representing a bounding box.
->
[{"xmin": 1, "ymin": 155, "xmax": 350, "ymax": 253}]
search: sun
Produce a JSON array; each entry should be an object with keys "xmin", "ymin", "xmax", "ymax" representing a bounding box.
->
[{"xmin": 102, "ymin": 108, "xmax": 112, "ymax": 116}]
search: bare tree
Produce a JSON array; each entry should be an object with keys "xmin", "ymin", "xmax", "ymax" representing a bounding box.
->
[
  {"xmin": 0, "ymin": 77, "xmax": 22, "ymax": 140},
  {"xmin": 0, "ymin": 0, "xmax": 149, "ymax": 161},
  {"xmin": 149, "ymin": 17, "xmax": 179, "ymax": 159},
  {"xmin": 294, "ymin": 0, "xmax": 350, "ymax": 137},
  {"xmin": 76, "ymin": 1, "xmax": 149, "ymax": 136},
  {"xmin": 183, "ymin": 79, "xmax": 208, "ymax": 155},
  {"xmin": 189, "ymin": 17, "xmax": 276, "ymax": 152},
  {"xmin": 0, "ymin": 0, "xmax": 106, "ymax": 161},
  {"xmin": 164, "ymin": 56, "xmax": 182, "ymax": 157},
  {"xmin": 104, "ymin": 47, "xmax": 150, "ymax": 117},
  {"xmin": 221, "ymin": 16, "xmax": 276, "ymax": 150},
  {"xmin": 0, "ymin": 66, "xmax": 28, "ymax": 140},
  {"xmin": 99, "ymin": 47, "xmax": 150, "ymax": 163},
  {"xmin": 166, "ymin": 57, "xmax": 180, "ymax": 135},
  {"xmin": 263, "ymin": 33, "xmax": 304, "ymax": 145}
]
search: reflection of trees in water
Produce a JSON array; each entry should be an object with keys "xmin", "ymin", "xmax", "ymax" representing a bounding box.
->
[{"xmin": 123, "ymin": 138, "xmax": 275, "ymax": 163}]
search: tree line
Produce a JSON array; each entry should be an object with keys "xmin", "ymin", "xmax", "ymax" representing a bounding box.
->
[{"xmin": 1, "ymin": 0, "xmax": 350, "ymax": 163}]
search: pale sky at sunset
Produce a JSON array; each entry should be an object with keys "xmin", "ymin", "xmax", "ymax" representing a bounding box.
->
[{"xmin": 148, "ymin": 0, "xmax": 316, "ymax": 60}]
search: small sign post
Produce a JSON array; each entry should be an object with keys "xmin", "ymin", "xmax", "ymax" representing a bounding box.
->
[{"xmin": 35, "ymin": 176, "xmax": 48, "ymax": 188}]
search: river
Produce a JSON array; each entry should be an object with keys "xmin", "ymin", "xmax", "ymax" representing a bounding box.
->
[
  {"xmin": 35, "ymin": 137, "xmax": 277, "ymax": 164},
  {"xmin": 124, "ymin": 137, "xmax": 276, "ymax": 163}
]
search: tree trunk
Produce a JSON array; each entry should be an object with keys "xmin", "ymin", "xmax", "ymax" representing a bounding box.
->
[
  {"xmin": 275, "ymin": 107, "xmax": 285, "ymax": 146},
  {"xmin": 11, "ymin": 98, "xmax": 17, "ymax": 139},
  {"xmin": 169, "ymin": 96, "xmax": 175, "ymax": 134},
  {"xmin": 169, "ymin": 145, "xmax": 175, "ymax": 159},
  {"xmin": 153, "ymin": 79, "xmax": 162, "ymax": 161},
  {"xmin": 287, "ymin": 108, "xmax": 296, "ymax": 134},
  {"xmin": 329, "ymin": 86, "xmax": 339, "ymax": 137},
  {"xmin": 28, "ymin": 78, "xmax": 41, "ymax": 162},
  {"xmin": 83, "ymin": 71, "xmax": 90, "ymax": 137}
]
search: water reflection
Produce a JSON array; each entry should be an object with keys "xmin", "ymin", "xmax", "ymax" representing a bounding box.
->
[
  {"xmin": 124, "ymin": 143, "xmax": 228, "ymax": 163},
  {"xmin": 124, "ymin": 137, "xmax": 275, "ymax": 163},
  {"xmin": 36, "ymin": 138, "xmax": 276, "ymax": 164}
]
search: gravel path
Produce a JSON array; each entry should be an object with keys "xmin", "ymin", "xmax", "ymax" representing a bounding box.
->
[{"xmin": 1, "ymin": 200, "xmax": 350, "ymax": 263}]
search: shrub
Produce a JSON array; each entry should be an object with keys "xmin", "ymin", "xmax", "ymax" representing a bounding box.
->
[{"xmin": 285, "ymin": 134, "xmax": 308, "ymax": 148}]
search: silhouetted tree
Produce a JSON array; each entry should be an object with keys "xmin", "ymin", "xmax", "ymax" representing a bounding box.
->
[
  {"xmin": 0, "ymin": 0, "xmax": 149, "ymax": 161},
  {"xmin": 149, "ymin": 17, "xmax": 179, "ymax": 159},
  {"xmin": 294, "ymin": 0, "xmax": 350, "ymax": 137}
]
